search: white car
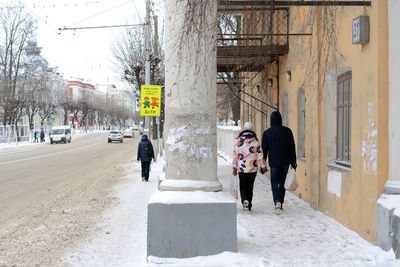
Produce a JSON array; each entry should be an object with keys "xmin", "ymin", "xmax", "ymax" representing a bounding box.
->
[
  {"xmin": 108, "ymin": 131, "xmax": 123, "ymax": 143},
  {"xmin": 123, "ymin": 129, "xmax": 134, "ymax": 138}
]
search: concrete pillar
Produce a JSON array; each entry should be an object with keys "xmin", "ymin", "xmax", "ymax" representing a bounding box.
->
[
  {"xmin": 147, "ymin": 0, "xmax": 237, "ymax": 259},
  {"xmin": 160, "ymin": 0, "xmax": 221, "ymax": 191}
]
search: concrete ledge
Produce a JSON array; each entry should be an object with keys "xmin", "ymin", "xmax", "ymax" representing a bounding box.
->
[
  {"xmin": 147, "ymin": 191, "xmax": 237, "ymax": 258},
  {"xmin": 384, "ymin": 180, "xmax": 400, "ymax": 194},
  {"xmin": 159, "ymin": 178, "xmax": 223, "ymax": 192}
]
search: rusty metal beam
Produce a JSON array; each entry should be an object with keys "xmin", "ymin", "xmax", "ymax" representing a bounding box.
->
[
  {"xmin": 217, "ymin": 45, "xmax": 289, "ymax": 57},
  {"xmin": 217, "ymin": 48, "xmax": 279, "ymax": 72},
  {"xmin": 218, "ymin": 7, "xmax": 288, "ymax": 12},
  {"xmin": 218, "ymin": 1, "xmax": 371, "ymax": 7},
  {"xmin": 218, "ymin": 33, "xmax": 312, "ymax": 37}
]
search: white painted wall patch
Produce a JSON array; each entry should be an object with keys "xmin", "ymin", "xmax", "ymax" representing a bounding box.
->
[{"xmin": 327, "ymin": 171, "xmax": 342, "ymax": 198}]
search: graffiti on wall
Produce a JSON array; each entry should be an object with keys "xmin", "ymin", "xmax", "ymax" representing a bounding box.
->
[{"xmin": 361, "ymin": 102, "xmax": 377, "ymax": 174}]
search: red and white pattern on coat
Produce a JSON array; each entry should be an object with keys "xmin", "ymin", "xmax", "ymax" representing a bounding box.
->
[{"xmin": 232, "ymin": 133, "xmax": 266, "ymax": 173}]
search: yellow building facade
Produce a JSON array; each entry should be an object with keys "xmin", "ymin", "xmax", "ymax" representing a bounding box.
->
[{"xmin": 239, "ymin": 0, "xmax": 389, "ymax": 243}]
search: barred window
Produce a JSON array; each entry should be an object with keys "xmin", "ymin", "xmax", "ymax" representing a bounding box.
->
[
  {"xmin": 336, "ymin": 71, "xmax": 352, "ymax": 164},
  {"xmin": 261, "ymin": 102, "xmax": 266, "ymax": 133},
  {"xmin": 246, "ymin": 104, "xmax": 250, "ymax": 122}
]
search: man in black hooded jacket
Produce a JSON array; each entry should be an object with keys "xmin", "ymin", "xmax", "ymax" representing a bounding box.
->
[
  {"xmin": 262, "ymin": 111, "xmax": 297, "ymax": 210},
  {"xmin": 137, "ymin": 134, "xmax": 155, "ymax": 181}
]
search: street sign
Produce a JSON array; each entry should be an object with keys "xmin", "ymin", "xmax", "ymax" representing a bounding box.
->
[
  {"xmin": 352, "ymin": 16, "xmax": 369, "ymax": 44},
  {"xmin": 49, "ymin": 116, "xmax": 56, "ymax": 125},
  {"xmin": 140, "ymin": 85, "xmax": 162, "ymax": 117}
]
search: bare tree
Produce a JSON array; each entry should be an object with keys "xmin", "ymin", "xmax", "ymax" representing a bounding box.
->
[
  {"xmin": 36, "ymin": 71, "xmax": 58, "ymax": 127},
  {"xmin": 56, "ymin": 83, "xmax": 72, "ymax": 126},
  {"xmin": 20, "ymin": 56, "xmax": 52, "ymax": 132},
  {"xmin": 0, "ymin": 2, "xmax": 36, "ymax": 126},
  {"xmin": 18, "ymin": 71, "xmax": 41, "ymax": 134},
  {"xmin": 112, "ymin": 27, "xmax": 145, "ymax": 100}
]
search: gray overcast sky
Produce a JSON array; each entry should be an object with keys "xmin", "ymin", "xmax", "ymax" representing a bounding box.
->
[{"xmin": 20, "ymin": 0, "xmax": 147, "ymax": 87}]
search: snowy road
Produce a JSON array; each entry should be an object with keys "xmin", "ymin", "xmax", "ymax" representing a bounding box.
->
[{"xmin": 0, "ymin": 132, "xmax": 140, "ymax": 266}]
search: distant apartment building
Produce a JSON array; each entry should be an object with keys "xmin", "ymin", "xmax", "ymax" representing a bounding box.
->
[{"xmin": 68, "ymin": 80, "xmax": 96, "ymax": 104}]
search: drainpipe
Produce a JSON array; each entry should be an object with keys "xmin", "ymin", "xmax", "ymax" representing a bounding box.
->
[
  {"xmin": 317, "ymin": 6, "xmax": 322, "ymax": 209},
  {"xmin": 276, "ymin": 58, "xmax": 280, "ymax": 111}
]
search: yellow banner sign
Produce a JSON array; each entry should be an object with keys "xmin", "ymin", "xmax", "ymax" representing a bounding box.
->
[{"xmin": 140, "ymin": 85, "xmax": 162, "ymax": 117}]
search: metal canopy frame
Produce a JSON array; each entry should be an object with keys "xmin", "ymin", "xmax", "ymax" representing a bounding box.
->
[{"xmin": 218, "ymin": 1, "xmax": 371, "ymax": 7}]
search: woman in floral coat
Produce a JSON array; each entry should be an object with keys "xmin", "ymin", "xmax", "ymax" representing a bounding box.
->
[{"xmin": 232, "ymin": 122, "xmax": 267, "ymax": 211}]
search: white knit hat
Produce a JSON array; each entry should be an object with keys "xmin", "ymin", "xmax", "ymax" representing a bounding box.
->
[{"xmin": 243, "ymin": 122, "xmax": 253, "ymax": 131}]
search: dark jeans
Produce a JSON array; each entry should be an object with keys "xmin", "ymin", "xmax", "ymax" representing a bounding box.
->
[
  {"xmin": 238, "ymin": 172, "xmax": 257, "ymax": 208},
  {"xmin": 270, "ymin": 165, "xmax": 289, "ymax": 205},
  {"xmin": 141, "ymin": 161, "xmax": 151, "ymax": 181}
]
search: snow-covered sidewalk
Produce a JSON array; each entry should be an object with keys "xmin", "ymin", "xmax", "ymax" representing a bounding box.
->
[{"xmin": 64, "ymin": 157, "xmax": 399, "ymax": 267}]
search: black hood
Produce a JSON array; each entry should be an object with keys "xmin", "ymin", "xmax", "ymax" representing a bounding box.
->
[
  {"xmin": 141, "ymin": 134, "xmax": 149, "ymax": 141},
  {"xmin": 270, "ymin": 111, "xmax": 282, "ymax": 126}
]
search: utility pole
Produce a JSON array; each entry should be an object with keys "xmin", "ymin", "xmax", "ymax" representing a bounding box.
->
[
  {"xmin": 144, "ymin": 0, "xmax": 151, "ymax": 134},
  {"xmin": 153, "ymin": 14, "xmax": 160, "ymax": 156}
]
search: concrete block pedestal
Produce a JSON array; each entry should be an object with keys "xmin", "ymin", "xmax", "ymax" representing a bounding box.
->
[
  {"xmin": 147, "ymin": 191, "xmax": 237, "ymax": 258},
  {"xmin": 376, "ymin": 193, "xmax": 400, "ymax": 258}
]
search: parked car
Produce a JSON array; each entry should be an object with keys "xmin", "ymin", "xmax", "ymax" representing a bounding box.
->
[
  {"xmin": 50, "ymin": 126, "xmax": 72, "ymax": 144},
  {"xmin": 108, "ymin": 131, "xmax": 123, "ymax": 143},
  {"xmin": 123, "ymin": 129, "xmax": 134, "ymax": 138}
]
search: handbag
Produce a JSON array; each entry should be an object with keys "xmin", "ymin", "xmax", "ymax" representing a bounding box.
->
[{"xmin": 284, "ymin": 168, "xmax": 298, "ymax": 191}]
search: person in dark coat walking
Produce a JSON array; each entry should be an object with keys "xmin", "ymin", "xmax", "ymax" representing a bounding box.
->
[
  {"xmin": 262, "ymin": 111, "xmax": 297, "ymax": 210},
  {"xmin": 137, "ymin": 134, "xmax": 155, "ymax": 182},
  {"xmin": 40, "ymin": 129, "xmax": 45, "ymax": 143}
]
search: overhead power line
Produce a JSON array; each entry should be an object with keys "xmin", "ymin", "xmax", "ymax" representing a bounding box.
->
[
  {"xmin": 0, "ymin": 0, "xmax": 119, "ymax": 10},
  {"xmin": 65, "ymin": 0, "xmax": 132, "ymax": 27},
  {"xmin": 58, "ymin": 23, "xmax": 146, "ymax": 34},
  {"xmin": 131, "ymin": 0, "xmax": 143, "ymax": 23}
]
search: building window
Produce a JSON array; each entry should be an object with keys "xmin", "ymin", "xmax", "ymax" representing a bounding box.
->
[
  {"xmin": 261, "ymin": 102, "xmax": 266, "ymax": 134},
  {"xmin": 268, "ymin": 84, "xmax": 274, "ymax": 119},
  {"xmin": 282, "ymin": 93, "xmax": 288, "ymax": 127},
  {"xmin": 297, "ymin": 88, "xmax": 306, "ymax": 159},
  {"xmin": 246, "ymin": 13, "xmax": 251, "ymax": 46},
  {"xmin": 246, "ymin": 104, "xmax": 250, "ymax": 122},
  {"xmin": 252, "ymin": 104, "xmax": 256, "ymax": 129},
  {"xmin": 336, "ymin": 71, "xmax": 352, "ymax": 164}
]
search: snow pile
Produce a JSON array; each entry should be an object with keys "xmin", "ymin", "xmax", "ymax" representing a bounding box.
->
[
  {"xmin": 158, "ymin": 179, "xmax": 222, "ymax": 190},
  {"xmin": 217, "ymin": 125, "xmax": 241, "ymax": 131},
  {"xmin": 149, "ymin": 190, "xmax": 235, "ymax": 204},
  {"xmin": 378, "ymin": 194, "xmax": 400, "ymax": 217}
]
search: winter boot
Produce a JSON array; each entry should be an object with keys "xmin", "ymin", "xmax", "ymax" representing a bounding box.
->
[{"xmin": 243, "ymin": 200, "xmax": 249, "ymax": 211}]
